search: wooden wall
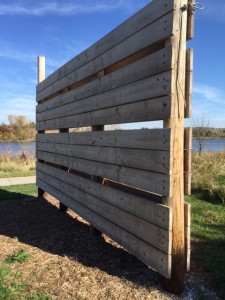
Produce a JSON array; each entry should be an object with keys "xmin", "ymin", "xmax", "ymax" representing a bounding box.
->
[{"xmin": 36, "ymin": 0, "xmax": 193, "ymax": 289}]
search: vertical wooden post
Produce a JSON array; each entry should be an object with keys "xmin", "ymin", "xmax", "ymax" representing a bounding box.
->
[
  {"xmin": 37, "ymin": 56, "xmax": 46, "ymax": 198},
  {"xmin": 184, "ymin": 127, "xmax": 192, "ymax": 195},
  {"xmin": 89, "ymin": 71, "xmax": 105, "ymax": 236},
  {"xmin": 162, "ymin": 0, "xmax": 188, "ymax": 295},
  {"xmin": 59, "ymin": 128, "xmax": 69, "ymax": 212},
  {"xmin": 38, "ymin": 56, "xmax": 45, "ymax": 84}
]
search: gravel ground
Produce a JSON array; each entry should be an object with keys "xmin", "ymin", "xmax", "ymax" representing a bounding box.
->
[{"xmin": 0, "ymin": 195, "xmax": 220, "ymax": 299}]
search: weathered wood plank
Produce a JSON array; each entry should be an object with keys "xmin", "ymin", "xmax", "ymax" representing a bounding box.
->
[
  {"xmin": 37, "ymin": 13, "xmax": 174, "ymax": 102},
  {"xmin": 37, "ymin": 170, "xmax": 172, "ymax": 254},
  {"xmin": 36, "ymin": 178, "xmax": 172, "ymax": 278},
  {"xmin": 36, "ymin": 151, "xmax": 171, "ymax": 196},
  {"xmin": 185, "ymin": 48, "xmax": 193, "ymax": 118},
  {"xmin": 37, "ymin": 47, "xmax": 173, "ymax": 117},
  {"xmin": 36, "ymin": 70, "xmax": 172, "ymax": 123},
  {"xmin": 36, "ymin": 162, "xmax": 172, "ymax": 230},
  {"xmin": 36, "ymin": 129, "xmax": 171, "ymax": 151},
  {"xmin": 36, "ymin": 142, "xmax": 171, "ymax": 174},
  {"xmin": 37, "ymin": 0, "xmax": 175, "ymax": 94},
  {"xmin": 187, "ymin": 0, "xmax": 195, "ymax": 40},
  {"xmin": 36, "ymin": 96, "xmax": 172, "ymax": 131},
  {"xmin": 162, "ymin": 0, "xmax": 187, "ymax": 294},
  {"xmin": 184, "ymin": 127, "xmax": 192, "ymax": 195},
  {"xmin": 184, "ymin": 203, "xmax": 191, "ymax": 271}
]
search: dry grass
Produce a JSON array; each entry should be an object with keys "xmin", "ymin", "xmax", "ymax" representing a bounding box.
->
[
  {"xmin": 0, "ymin": 151, "xmax": 35, "ymax": 178},
  {"xmin": 192, "ymin": 151, "xmax": 225, "ymax": 203},
  {"xmin": 0, "ymin": 195, "xmax": 219, "ymax": 300}
]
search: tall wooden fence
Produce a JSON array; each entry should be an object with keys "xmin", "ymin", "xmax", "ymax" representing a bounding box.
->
[{"xmin": 36, "ymin": 0, "xmax": 193, "ymax": 294}]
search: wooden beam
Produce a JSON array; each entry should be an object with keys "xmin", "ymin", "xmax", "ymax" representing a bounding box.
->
[
  {"xmin": 187, "ymin": 0, "xmax": 195, "ymax": 40},
  {"xmin": 37, "ymin": 56, "xmax": 45, "ymax": 84},
  {"xmin": 184, "ymin": 127, "xmax": 192, "ymax": 195},
  {"xmin": 185, "ymin": 48, "xmax": 193, "ymax": 118},
  {"xmin": 184, "ymin": 203, "xmax": 191, "ymax": 271},
  {"xmin": 162, "ymin": 0, "xmax": 188, "ymax": 294},
  {"xmin": 36, "ymin": 128, "xmax": 172, "ymax": 151},
  {"xmin": 36, "ymin": 162, "xmax": 172, "ymax": 231},
  {"xmin": 37, "ymin": 0, "xmax": 175, "ymax": 94},
  {"xmin": 37, "ymin": 56, "xmax": 46, "ymax": 198},
  {"xmin": 37, "ymin": 178, "xmax": 172, "ymax": 278}
]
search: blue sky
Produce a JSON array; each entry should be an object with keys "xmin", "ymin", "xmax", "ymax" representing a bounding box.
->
[{"xmin": 0, "ymin": 0, "xmax": 224, "ymax": 128}]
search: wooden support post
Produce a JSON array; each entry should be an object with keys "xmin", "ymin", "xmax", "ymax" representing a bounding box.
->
[
  {"xmin": 185, "ymin": 49, "xmax": 193, "ymax": 118},
  {"xmin": 89, "ymin": 70, "xmax": 105, "ymax": 235},
  {"xmin": 59, "ymin": 202, "xmax": 68, "ymax": 213},
  {"xmin": 58, "ymin": 128, "xmax": 70, "ymax": 211},
  {"xmin": 38, "ymin": 56, "xmax": 45, "ymax": 84},
  {"xmin": 184, "ymin": 203, "xmax": 191, "ymax": 271},
  {"xmin": 162, "ymin": 0, "xmax": 188, "ymax": 295},
  {"xmin": 184, "ymin": 127, "xmax": 192, "ymax": 195},
  {"xmin": 187, "ymin": 0, "xmax": 195, "ymax": 40},
  {"xmin": 37, "ymin": 56, "xmax": 46, "ymax": 198}
]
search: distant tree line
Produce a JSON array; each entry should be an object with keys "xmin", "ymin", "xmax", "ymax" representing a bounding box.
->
[{"xmin": 0, "ymin": 115, "xmax": 35, "ymax": 142}]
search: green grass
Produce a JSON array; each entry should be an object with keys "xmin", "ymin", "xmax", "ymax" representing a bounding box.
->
[
  {"xmin": 0, "ymin": 151, "xmax": 35, "ymax": 178},
  {"xmin": 192, "ymin": 152, "xmax": 225, "ymax": 204},
  {"xmin": 0, "ymin": 264, "xmax": 52, "ymax": 300},
  {"xmin": 0, "ymin": 251, "xmax": 52, "ymax": 300},
  {"xmin": 5, "ymin": 250, "xmax": 30, "ymax": 264},
  {"xmin": 185, "ymin": 193, "xmax": 225, "ymax": 298},
  {"xmin": 0, "ymin": 184, "xmax": 37, "ymax": 202}
]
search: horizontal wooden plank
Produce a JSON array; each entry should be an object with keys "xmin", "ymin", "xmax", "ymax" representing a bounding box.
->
[
  {"xmin": 36, "ymin": 150, "xmax": 171, "ymax": 196},
  {"xmin": 36, "ymin": 96, "xmax": 172, "ymax": 131},
  {"xmin": 36, "ymin": 162, "xmax": 172, "ymax": 230},
  {"xmin": 36, "ymin": 142, "xmax": 171, "ymax": 174},
  {"xmin": 36, "ymin": 128, "xmax": 172, "ymax": 151},
  {"xmin": 37, "ymin": 0, "xmax": 174, "ymax": 93},
  {"xmin": 37, "ymin": 47, "xmax": 173, "ymax": 117},
  {"xmin": 37, "ymin": 178, "xmax": 172, "ymax": 278},
  {"xmin": 37, "ymin": 170, "xmax": 172, "ymax": 254},
  {"xmin": 37, "ymin": 13, "xmax": 174, "ymax": 102},
  {"xmin": 37, "ymin": 70, "xmax": 172, "ymax": 124},
  {"xmin": 185, "ymin": 48, "xmax": 193, "ymax": 118}
]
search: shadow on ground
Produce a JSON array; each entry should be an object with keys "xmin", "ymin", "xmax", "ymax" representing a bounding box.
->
[{"xmin": 0, "ymin": 191, "xmax": 159, "ymax": 288}]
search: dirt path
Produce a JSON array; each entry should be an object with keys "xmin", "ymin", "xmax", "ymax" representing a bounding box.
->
[{"xmin": 0, "ymin": 195, "xmax": 219, "ymax": 299}]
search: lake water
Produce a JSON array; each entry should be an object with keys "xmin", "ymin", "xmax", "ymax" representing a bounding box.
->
[
  {"xmin": 0, "ymin": 139, "xmax": 224, "ymax": 155},
  {"xmin": 0, "ymin": 142, "xmax": 36, "ymax": 156},
  {"xmin": 192, "ymin": 139, "xmax": 225, "ymax": 152}
]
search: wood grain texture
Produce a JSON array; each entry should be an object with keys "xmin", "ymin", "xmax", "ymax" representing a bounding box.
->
[
  {"xmin": 187, "ymin": 0, "xmax": 195, "ymax": 40},
  {"xmin": 37, "ymin": 178, "xmax": 172, "ymax": 278},
  {"xmin": 184, "ymin": 127, "xmax": 192, "ymax": 195},
  {"xmin": 36, "ymin": 162, "xmax": 172, "ymax": 230},
  {"xmin": 184, "ymin": 203, "xmax": 191, "ymax": 271},
  {"xmin": 36, "ymin": 70, "xmax": 172, "ymax": 123},
  {"xmin": 36, "ymin": 142, "xmax": 171, "ymax": 174},
  {"xmin": 185, "ymin": 48, "xmax": 193, "ymax": 118},
  {"xmin": 36, "ymin": 47, "xmax": 173, "ymax": 117},
  {"xmin": 36, "ymin": 151, "xmax": 171, "ymax": 196},
  {"xmin": 36, "ymin": 128, "xmax": 172, "ymax": 151},
  {"xmin": 162, "ymin": 0, "xmax": 188, "ymax": 294},
  {"xmin": 37, "ymin": 0, "xmax": 175, "ymax": 94},
  {"xmin": 37, "ymin": 170, "xmax": 172, "ymax": 254},
  {"xmin": 36, "ymin": 96, "xmax": 172, "ymax": 130}
]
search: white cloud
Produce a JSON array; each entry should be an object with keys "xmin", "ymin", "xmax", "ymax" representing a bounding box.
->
[
  {"xmin": 0, "ymin": 0, "xmax": 149, "ymax": 16},
  {"xmin": 193, "ymin": 83, "xmax": 225, "ymax": 104},
  {"xmin": 192, "ymin": 82, "xmax": 225, "ymax": 128}
]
